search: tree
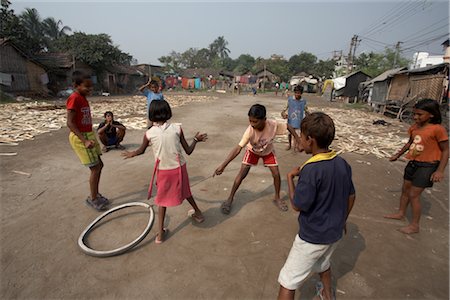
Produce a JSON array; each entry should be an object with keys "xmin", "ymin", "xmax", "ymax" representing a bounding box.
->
[
  {"xmin": 42, "ymin": 17, "xmax": 71, "ymax": 40},
  {"xmin": 354, "ymin": 48, "xmax": 410, "ymax": 78},
  {"xmin": 55, "ymin": 32, "xmax": 132, "ymax": 73},
  {"xmin": 313, "ymin": 59, "xmax": 335, "ymax": 79},
  {"xmin": 209, "ymin": 36, "xmax": 230, "ymax": 59},
  {"xmin": 159, "ymin": 51, "xmax": 183, "ymax": 73},
  {"xmin": 0, "ymin": 0, "xmax": 31, "ymax": 52},
  {"xmin": 288, "ymin": 52, "xmax": 317, "ymax": 75},
  {"xmin": 233, "ymin": 54, "xmax": 255, "ymax": 74}
]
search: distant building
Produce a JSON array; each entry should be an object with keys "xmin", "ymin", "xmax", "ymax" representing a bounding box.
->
[{"xmin": 410, "ymin": 52, "xmax": 444, "ymax": 69}]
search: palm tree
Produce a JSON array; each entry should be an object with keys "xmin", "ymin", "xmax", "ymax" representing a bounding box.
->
[
  {"xmin": 209, "ymin": 36, "xmax": 230, "ymax": 59},
  {"xmin": 42, "ymin": 17, "xmax": 71, "ymax": 40},
  {"xmin": 20, "ymin": 8, "xmax": 42, "ymax": 37},
  {"xmin": 19, "ymin": 7, "xmax": 47, "ymax": 53}
]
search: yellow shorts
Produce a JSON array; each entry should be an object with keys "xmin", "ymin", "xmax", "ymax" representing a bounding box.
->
[{"xmin": 69, "ymin": 131, "xmax": 102, "ymax": 167}]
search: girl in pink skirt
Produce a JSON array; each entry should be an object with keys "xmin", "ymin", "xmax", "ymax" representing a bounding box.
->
[{"xmin": 122, "ymin": 100, "xmax": 207, "ymax": 243}]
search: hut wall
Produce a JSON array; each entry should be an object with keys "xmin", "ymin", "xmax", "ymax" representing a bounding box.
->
[
  {"xmin": 371, "ymin": 81, "xmax": 389, "ymax": 103},
  {"xmin": 26, "ymin": 60, "xmax": 48, "ymax": 96},
  {"xmin": 409, "ymin": 74, "xmax": 446, "ymax": 103},
  {"xmin": 0, "ymin": 44, "xmax": 29, "ymax": 92},
  {"xmin": 387, "ymin": 74, "xmax": 409, "ymax": 102}
]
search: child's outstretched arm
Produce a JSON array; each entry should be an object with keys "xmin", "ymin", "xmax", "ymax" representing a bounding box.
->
[
  {"xmin": 213, "ymin": 145, "xmax": 242, "ymax": 177},
  {"xmin": 287, "ymin": 166, "xmax": 301, "ymax": 211},
  {"xmin": 180, "ymin": 131, "xmax": 207, "ymax": 155},
  {"xmin": 431, "ymin": 139, "xmax": 449, "ymax": 182},
  {"xmin": 390, "ymin": 136, "xmax": 413, "ymax": 161},
  {"xmin": 121, "ymin": 135, "xmax": 150, "ymax": 159}
]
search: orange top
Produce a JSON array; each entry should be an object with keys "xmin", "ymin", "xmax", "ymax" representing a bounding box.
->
[{"xmin": 405, "ymin": 123, "xmax": 448, "ymax": 162}]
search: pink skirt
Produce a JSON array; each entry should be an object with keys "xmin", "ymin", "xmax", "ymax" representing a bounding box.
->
[{"xmin": 154, "ymin": 164, "xmax": 192, "ymax": 207}]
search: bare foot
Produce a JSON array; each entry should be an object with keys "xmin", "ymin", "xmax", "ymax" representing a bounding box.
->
[
  {"xmin": 383, "ymin": 213, "xmax": 405, "ymax": 220},
  {"xmin": 285, "ymin": 145, "xmax": 292, "ymax": 151},
  {"xmin": 155, "ymin": 228, "xmax": 168, "ymax": 244},
  {"xmin": 397, "ymin": 225, "xmax": 419, "ymax": 234}
]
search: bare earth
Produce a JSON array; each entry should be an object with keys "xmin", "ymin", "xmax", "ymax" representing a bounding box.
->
[{"xmin": 1, "ymin": 92, "xmax": 448, "ymax": 299}]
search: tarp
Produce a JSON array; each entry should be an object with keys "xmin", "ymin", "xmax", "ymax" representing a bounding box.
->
[{"xmin": 332, "ymin": 77, "xmax": 346, "ymax": 90}]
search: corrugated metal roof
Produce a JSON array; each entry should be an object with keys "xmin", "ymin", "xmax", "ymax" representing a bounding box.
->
[{"xmin": 368, "ymin": 67, "xmax": 406, "ymax": 83}]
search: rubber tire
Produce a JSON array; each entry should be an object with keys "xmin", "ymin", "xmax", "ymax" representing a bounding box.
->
[{"xmin": 78, "ymin": 202, "xmax": 154, "ymax": 257}]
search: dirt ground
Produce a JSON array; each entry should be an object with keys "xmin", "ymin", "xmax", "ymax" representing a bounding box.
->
[{"xmin": 1, "ymin": 91, "xmax": 448, "ymax": 299}]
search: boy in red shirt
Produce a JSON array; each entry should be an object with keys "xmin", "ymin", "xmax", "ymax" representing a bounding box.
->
[{"xmin": 66, "ymin": 71, "xmax": 109, "ymax": 211}]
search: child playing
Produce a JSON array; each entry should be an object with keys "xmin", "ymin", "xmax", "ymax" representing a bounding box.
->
[
  {"xmin": 281, "ymin": 85, "xmax": 308, "ymax": 151},
  {"xmin": 139, "ymin": 79, "xmax": 165, "ymax": 128},
  {"xmin": 97, "ymin": 111, "xmax": 126, "ymax": 152},
  {"xmin": 384, "ymin": 98, "xmax": 449, "ymax": 234},
  {"xmin": 122, "ymin": 100, "xmax": 207, "ymax": 243},
  {"xmin": 66, "ymin": 71, "xmax": 109, "ymax": 211},
  {"xmin": 213, "ymin": 104, "xmax": 287, "ymax": 215},
  {"xmin": 278, "ymin": 112, "xmax": 355, "ymax": 300}
]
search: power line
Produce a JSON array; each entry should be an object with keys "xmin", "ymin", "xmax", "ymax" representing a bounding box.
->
[
  {"xmin": 401, "ymin": 16, "xmax": 448, "ymax": 41},
  {"xmin": 362, "ymin": 1, "xmax": 425, "ymax": 37},
  {"xmin": 402, "ymin": 24, "xmax": 449, "ymax": 44},
  {"xmin": 358, "ymin": 0, "xmax": 413, "ymax": 36}
]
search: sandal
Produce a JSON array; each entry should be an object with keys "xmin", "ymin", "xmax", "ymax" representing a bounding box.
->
[
  {"xmin": 155, "ymin": 228, "xmax": 169, "ymax": 244},
  {"xmin": 188, "ymin": 209, "xmax": 205, "ymax": 223},
  {"xmin": 86, "ymin": 196, "xmax": 108, "ymax": 211},
  {"xmin": 97, "ymin": 193, "xmax": 110, "ymax": 206},
  {"xmin": 273, "ymin": 199, "xmax": 288, "ymax": 212},
  {"xmin": 220, "ymin": 201, "xmax": 232, "ymax": 215}
]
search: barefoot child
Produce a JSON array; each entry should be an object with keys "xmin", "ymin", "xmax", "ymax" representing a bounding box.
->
[
  {"xmin": 281, "ymin": 85, "xmax": 308, "ymax": 151},
  {"xmin": 66, "ymin": 71, "xmax": 109, "ymax": 211},
  {"xmin": 213, "ymin": 104, "xmax": 287, "ymax": 215},
  {"xmin": 122, "ymin": 100, "xmax": 207, "ymax": 243},
  {"xmin": 278, "ymin": 112, "xmax": 355, "ymax": 300},
  {"xmin": 384, "ymin": 99, "xmax": 448, "ymax": 234}
]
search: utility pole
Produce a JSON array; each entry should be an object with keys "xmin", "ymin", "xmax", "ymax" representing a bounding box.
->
[
  {"xmin": 393, "ymin": 41, "xmax": 403, "ymax": 68},
  {"xmin": 347, "ymin": 35, "xmax": 359, "ymax": 73},
  {"xmin": 263, "ymin": 63, "xmax": 266, "ymax": 93},
  {"xmin": 347, "ymin": 35, "xmax": 355, "ymax": 73}
]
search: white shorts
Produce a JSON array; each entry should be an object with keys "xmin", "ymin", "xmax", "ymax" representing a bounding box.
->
[{"xmin": 278, "ymin": 234, "xmax": 339, "ymax": 290}]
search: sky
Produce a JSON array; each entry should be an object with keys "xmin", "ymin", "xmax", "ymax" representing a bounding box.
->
[{"xmin": 11, "ymin": 0, "xmax": 450, "ymax": 65}]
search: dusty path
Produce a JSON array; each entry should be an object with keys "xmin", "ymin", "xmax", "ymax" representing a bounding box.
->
[{"xmin": 1, "ymin": 92, "xmax": 448, "ymax": 299}]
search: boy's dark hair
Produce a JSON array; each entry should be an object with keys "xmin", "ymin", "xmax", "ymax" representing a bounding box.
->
[
  {"xmin": 414, "ymin": 98, "xmax": 442, "ymax": 124},
  {"xmin": 301, "ymin": 112, "xmax": 335, "ymax": 148},
  {"xmin": 72, "ymin": 71, "xmax": 91, "ymax": 86},
  {"xmin": 149, "ymin": 80, "xmax": 159, "ymax": 87},
  {"xmin": 248, "ymin": 104, "xmax": 266, "ymax": 119},
  {"xmin": 104, "ymin": 111, "xmax": 113, "ymax": 118},
  {"xmin": 149, "ymin": 100, "xmax": 172, "ymax": 122},
  {"xmin": 294, "ymin": 85, "xmax": 303, "ymax": 93}
]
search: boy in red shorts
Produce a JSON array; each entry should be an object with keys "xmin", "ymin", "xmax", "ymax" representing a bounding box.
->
[{"xmin": 213, "ymin": 104, "xmax": 287, "ymax": 214}]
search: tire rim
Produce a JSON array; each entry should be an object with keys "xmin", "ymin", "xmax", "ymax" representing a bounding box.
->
[{"xmin": 78, "ymin": 202, "xmax": 154, "ymax": 257}]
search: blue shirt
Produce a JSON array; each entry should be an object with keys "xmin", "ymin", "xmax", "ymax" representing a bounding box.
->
[
  {"xmin": 143, "ymin": 89, "xmax": 164, "ymax": 115},
  {"xmin": 294, "ymin": 156, "xmax": 355, "ymax": 244},
  {"xmin": 287, "ymin": 96, "xmax": 307, "ymax": 129}
]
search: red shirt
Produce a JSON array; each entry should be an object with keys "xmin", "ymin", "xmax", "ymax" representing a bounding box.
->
[{"xmin": 66, "ymin": 92, "xmax": 93, "ymax": 132}]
